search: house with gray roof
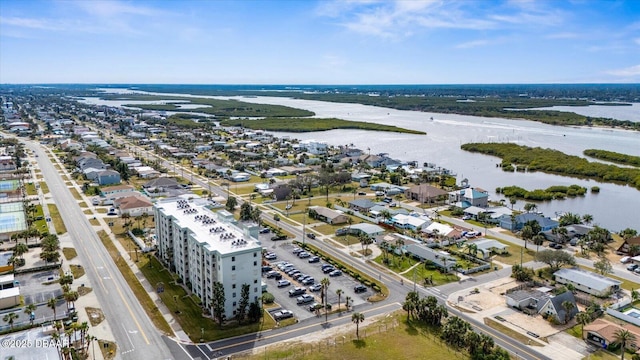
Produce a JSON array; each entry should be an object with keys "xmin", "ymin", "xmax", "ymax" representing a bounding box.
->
[
  {"xmin": 346, "ymin": 223, "xmax": 385, "ymax": 237},
  {"xmin": 404, "ymin": 244, "xmax": 457, "ymax": 272},
  {"xmin": 309, "ymin": 206, "xmax": 349, "ymax": 225},
  {"xmin": 506, "ymin": 288, "xmax": 578, "ymax": 324},
  {"xmin": 554, "ymin": 268, "xmax": 621, "ymax": 297},
  {"xmin": 499, "ymin": 213, "xmax": 559, "ymax": 232},
  {"xmin": 540, "ymin": 291, "xmax": 578, "ymax": 324},
  {"xmin": 348, "ymin": 199, "xmax": 377, "ymax": 213}
]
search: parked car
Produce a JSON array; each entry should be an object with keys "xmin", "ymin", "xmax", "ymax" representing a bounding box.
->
[
  {"xmin": 308, "ymin": 256, "xmax": 320, "ymax": 263},
  {"xmin": 309, "ymin": 302, "xmax": 321, "ymax": 311},
  {"xmin": 272, "ymin": 273, "xmax": 283, "ymax": 280},
  {"xmin": 621, "ymin": 256, "xmax": 631, "ymax": 264},
  {"xmin": 298, "ymin": 252, "xmax": 311, "ymax": 259},
  {"xmin": 335, "ymin": 228, "xmax": 348, "ymax": 236},
  {"xmin": 329, "ymin": 270, "xmax": 342, "ymax": 277},
  {"xmin": 273, "ymin": 310, "xmax": 293, "ymax": 320},
  {"xmin": 292, "ymin": 248, "xmax": 303, "ymax": 255},
  {"xmin": 266, "ymin": 271, "xmax": 279, "ymax": 278},
  {"xmin": 277, "ymin": 262, "xmax": 292, "ymax": 270},
  {"xmin": 264, "ymin": 253, "xmax": 277, "ymax": 260},
  {"xmin": 289, "ymin": 287, "xmax": 306, "ymax": 297},
  {"xmin": 322, "ymin": 266, "xmax": 336, "ymax": 274},
  {"xmin": 296, "ymin": 294, "xmax": 314, "ymax": 304},
  {"xmin": 569, "ymin": 238, "xmax": 578, "ymax": 246},
  {"xmin": 354, "ymin": 284, "xmax": 367, "ymax": 293},
  {"xmin": 301, "ymin": 277, "xmax": 315, "ymax": 285},
  {"xmin": 634, "ymin": 267, "xmax": 640, "ymax": 275},
  {"xmin": 375, "ymin": 191, "xmax": 385, "ymax": 196},
  {"xmin": 461, "ymin": 215, "xmax": 471, "ymax": 220},
  {"xmin": 306, "ymin": 233, "xmax": 316, "ymax": 239},
  {"xmin": 358, "ymin": 192, "xmax": 366, "ymax": 195},
  {"xmin": 627, "ymin": 264, "xmax": 639, "ymax": 271},
  {"xmin": 277, "ymin": 280, "xmax": 291, "ymax": 288},
  {"xmin": 261, "ymin": 266, "xmax": 273, "ymax": 273},
  {"xmin": 309, "ymin": 283, "xmax": 322, "ymax": 292}
]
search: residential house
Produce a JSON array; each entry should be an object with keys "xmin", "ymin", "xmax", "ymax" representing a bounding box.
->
[
  {"xmin": 100, "ymin": 184, "xmax": 135, "ymax": 197},
  {"xmin": 448, "ymin": 188, "xmax": 489, "ymax": 208},
  {"xmin": 554, "ymin": 268, "xmax": 621, "ymax": 297},
  {"xmin": 271, "ymin": 184, "xmax": 291, "ymax": 201},
  {"xmin": 389, "ymin": 214, "xmax": 429, "ymax": 232},
  {"xmin": 405, "ymin": 184, "xmax": 447, "ymax": 204},
  {"xmin": 542, "ymin": 224, "xmax": 593, "ymax": 244},
  {"xmin": 467, "ymin": 239, "xmax": 509, "ymax": 259},
  {"xmin": 230, "ymin": 172, "xmax": 251, "ymax": 182},
  {"xmin": 618, "ymin": 236, "xmax": 640, "ymax": 255},
  {"xmin": 499, "ymin": 213, "xmax": 559, "ymax": 232},
  {"xmin": 506, "ymin": 289, "xmax": 578, "ymax": 324},
  {"xmin": 346, "ymin": 223, "xmax": 385, "ymax": 237},
  {"xmin": 96, "ymin": 170, "xmax": 121, "ymax": 186},
  {"xmin": 404, "ymin": 244, "xmax": 457, "ymax": 272},
  {"xmin": 143, "ymin": 177, "xmax": 181, "ymax": 190},
  {"xmin": 115, "ymin": 196, "xmax": 154, "ymax": 217},
  {"xmin": 299, "ymin": 140, "xmax": 328, "ymax": 155},
  {"xmin": 348, "ymin": 199, "xmax": 377, "ymax": 213},
  {"xmin": 584, "ymin": 319, "xmax": 640, "ymax": 352},
  {"xmin": 308, "ymin": 206, "xmax": 349, "ymax": 225}
]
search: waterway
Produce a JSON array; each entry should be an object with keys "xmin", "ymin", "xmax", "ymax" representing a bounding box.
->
[{"xmin": 80, "ymin": 91, "xmax": 640, "ymax": 232}]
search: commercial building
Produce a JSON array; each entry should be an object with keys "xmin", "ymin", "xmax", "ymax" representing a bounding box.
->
[{"xmin": 154, "ymin": 198, "xmax": 262, "ymax": 320}]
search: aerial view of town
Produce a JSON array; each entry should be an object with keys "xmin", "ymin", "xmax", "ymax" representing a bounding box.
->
[{"xmin": 0, "ymin": 1, "xmax": 639, "ymax": 360}]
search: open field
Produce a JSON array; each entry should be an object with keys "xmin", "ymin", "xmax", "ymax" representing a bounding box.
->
[{"xmin": 47, "ymin": 204, "xmax": 67, "ymax": 234}]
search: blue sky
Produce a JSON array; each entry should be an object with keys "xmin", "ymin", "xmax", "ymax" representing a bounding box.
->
[{"xmin": 1, "ymin": 0, "xmax": 639, "ymax": 84}]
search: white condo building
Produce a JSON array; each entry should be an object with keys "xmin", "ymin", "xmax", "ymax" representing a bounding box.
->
[{"xmin": 154, "ymin": 197, "xmax": 262, "ymax": 320}]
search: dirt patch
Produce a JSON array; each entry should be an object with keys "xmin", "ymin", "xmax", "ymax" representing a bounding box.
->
[
  {"xmin": 99, "ymin": 340, "xmax": 117, "ymax": 360},
  {"xmin": 78, "ymin": 286, "xmax": 92, "ymax": 296},
  {"xmin": 86, "ymin": 307, "xmax": 105, "ymax": 326}
]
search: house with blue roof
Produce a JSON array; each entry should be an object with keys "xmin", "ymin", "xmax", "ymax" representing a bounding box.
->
[
  {"xmin": 448, "ymin": 188, "xmax": 489, "ymax": 208},
  {"xmin": 499, "ymin": 213, "xmax": 559, "ymax": 232}
]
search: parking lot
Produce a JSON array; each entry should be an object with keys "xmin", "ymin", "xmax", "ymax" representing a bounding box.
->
[
  {"xmin": 17, "ymin": 271, "xmax": 64, "ymax": 305},
  {"xmin": 262, "ymin": 242, "xmax": 371, "ymax": 322}
]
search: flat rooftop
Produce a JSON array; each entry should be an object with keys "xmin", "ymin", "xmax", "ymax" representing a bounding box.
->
[{"xmin": 157, "ymin": 198, "xmax": 260, "ymax": 255}]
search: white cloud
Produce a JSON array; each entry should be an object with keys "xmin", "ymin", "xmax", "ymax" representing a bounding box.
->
[
  {"xmin": 546, "ymin": 32, "xmax": 579, "ymax": 39},
  {"xmin": 74, "ymin": 1, "xmax": 165, "ymax": 18},
  {"xmin": 606, "ymin": 64, "xmax": 640, "ymax": 77},
  {"xmin": 0, "ymin": 16, "xmax": 63, "ymax": 31},
  {"xmin": 455, "ymin": 39, "xmax": 489, "ymax": 49}
]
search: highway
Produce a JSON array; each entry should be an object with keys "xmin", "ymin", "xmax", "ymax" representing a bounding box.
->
[{"xmin": 23, "ymin": 139, "xmax": 173, "ymax": 360}]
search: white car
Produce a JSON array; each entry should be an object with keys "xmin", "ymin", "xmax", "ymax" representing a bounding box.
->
[{"xmin": 621, "ymin": 256, "xmax": 631, "ymax": 264}]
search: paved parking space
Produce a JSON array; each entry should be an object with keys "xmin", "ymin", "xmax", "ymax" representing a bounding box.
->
[
  {"xmin": 17, "ymin": 271, "xmax": 64, "ymax": 305},
  {"xmin": 262, "ymin": 243, "xmax": 371, "ymax": 321}
]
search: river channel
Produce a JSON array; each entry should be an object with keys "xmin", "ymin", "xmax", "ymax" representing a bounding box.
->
[{"xmin": 81, "ymin": 92, "xmax": 640, "ymax": 232}]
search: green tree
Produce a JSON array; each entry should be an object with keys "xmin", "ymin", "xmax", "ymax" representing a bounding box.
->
[
  {"xmin": 532, "ymin": 234, "xmax": 545, "ymax": 252},
  {"xmin": 239, "ymin": 203, "xmax": 253, "ymax": 221},
  {"xmin": 535, "ymin": 249, "xmax": 576, "ymax": 272},
  {"xmin": 562, "ymin": 300, "xmax": 575, "ymax": 324},
  {"xmin": 47, "ymin": 297, "xmax": 57, "ymax": 320},
  {"xmin": 211, "ymin": 281, "xmax": 226, "ymax": 328},
  {"xmin": 576, "ymin": 311, "xmax": 592, "ymax": 334},
  {"xmin": 3, "ymin": 312, "xmax": 19, "ymax": 330},
  {"xmin": 336, "ymin": 289, "xmax": 343, "ymax": 313},
  {"xmin": 237, "ymin": 284, "xmax": 250, "ymax": 324},
  {"xmin": 594, "ymin": 257, "xmax": 613, "ymax": 275},
  {"xmin": 351, "ymin": 312, "xmax": 365, "ymax": 340},
  {"xmin": 582, "ymin": 214, "xmax": 593, "ymax": 225},
  {"xmin": 225, "ymin": 196, "xmax": 237, "ymax": 212},
  {"xmin": 320, "ymin": 277, "xmax": 331, "ymax": 323}
]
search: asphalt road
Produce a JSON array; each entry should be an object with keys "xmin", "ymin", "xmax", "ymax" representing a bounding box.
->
[{"xmin": 23, "ymin": 139, "xmax": 173, "ymax": 360}]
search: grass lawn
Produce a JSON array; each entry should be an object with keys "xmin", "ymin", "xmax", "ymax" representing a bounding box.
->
[
  {"xmin": 89, "ymin": 219, "xmax": 100, "ymax": 226},
  {"xmin": 79, "ymin": 201, "xmax": 88, "ymax": 208},
  {"xmin": 40, "ymin": 181, "xmax": 49, "ymax": 194},
  {"xmin": 83, "ymin": 210, "xmax": 93, "ymax": 214},
  {"xmin": 566, "ymin": 323, "xmax": 582, "ymax": 339},
  {"xmin": 239, "ymin": 313, "xmax": 469, "ymax": 360},
  {"xmin": 373, "ymin": 254, "xmax": 458, "ymax": 286},
  {"xmin": 47, "ymin": 204, "xmax": 67, "ymax": 235},
  {"xmin": 97, "ymin": 230, "xmax": 173, "ymax": 336},
  {"xmin": 491, "ymin": 237, "xmax": 537, "ymax": 266},
  {"xmin": 70, "ymin": 264, "xmax": 85, "ymax": 279},
  {"xmin": 62, "ymin": 247, "xmax": 77, "ymax": 260},
  {"xmin": 69, "ymin": 187, "xmax": 82, "ymax": 200},
  {"xmin": 583, "ymin": 350, "xmax": 621, "ymax": 360},
  {"xmin": 25, "ymin": 183, "xmax": 37, "ymax": 196},
  {"xmin": 95, "ymin": 208, "xmax": 107, "ymax": 214}
]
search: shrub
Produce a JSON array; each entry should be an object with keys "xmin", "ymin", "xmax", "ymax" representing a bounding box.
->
[{"xmin": 262, "ymin": 292, "xmax": 275, "ymax": 304}]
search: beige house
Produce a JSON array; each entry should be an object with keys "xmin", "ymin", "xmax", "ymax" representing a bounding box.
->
[
  {"xmin": 115, "ymin": 196, "xmax": 154, "ymax": 217},
  {"xmin": 405, "ymin": 184, "xmax": 447, "ymax": 204},
  {"xmin": 309, "ymin": 206, "xmax": 349, "ymax": 225}
]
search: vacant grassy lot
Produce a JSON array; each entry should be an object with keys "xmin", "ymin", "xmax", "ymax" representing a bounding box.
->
[
  {"xmin": 70, "ymin": 264, "xmax": 85, "ymax": 279},
  {"xmin": 69, "ymin": 187, "xmax": 82, "ymax": 200},
  {"xmin": 484, "ymin": 317, "xmax": 545, "ymax": 346},
  {"xmin": 40, "ymin": 181, "xmax": 49, "ymax": 194},
  {"xmin": 47, "ymin": 204, "xmax": 67, "ymax": 234},
  {"xmin": 491, "ymin": 237, "xmax": 537, "ymax": 265},
  {"xmin": 25, "ymin": 183, "xmax": 37, "ymax": 196},
  {"xmin": 238, "ymin": 313, "xmax": 467, "ymax": 360},
  {"xmin": 373, "ymin": 254, "xmax": 458, "ymax": 286}
]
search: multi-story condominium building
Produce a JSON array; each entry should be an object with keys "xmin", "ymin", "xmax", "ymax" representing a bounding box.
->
[{"xmin": 154, "ymin": 197, "xmax": 262, "ymax": 320}]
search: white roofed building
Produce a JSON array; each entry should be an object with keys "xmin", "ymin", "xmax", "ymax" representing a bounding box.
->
[{"xmin": 154, "ymin": 198, "xmax": 263, "ymax": 320}]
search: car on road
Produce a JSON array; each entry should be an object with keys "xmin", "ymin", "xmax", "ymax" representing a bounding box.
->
[
  {"xmin": 289, "ymin": 287, "xmax": 306, "ymax": 297},
  {"xmin": 329, "ymin": 270, "xmax": 342, "ymax": 277},
  {"xmin": 306, "ymin": 233, "xmax": 316, "ymax": 239},
  {"xmin": 264, "ymin": 253, "xmax": 277, "ymax": 260},
  {"xmin": 358, "ymin": 192, "xmax": 366, "ymax": 196},
  {"xmin": 309, "ymin": 283, "xmax": 322, "ymax": 292},
  {"xmin": 259, "ymin": 227, "xmax": 270, "ymax": 234},
  {"xmin": 354, "ymin": 284, "xmax": 367, "ymax": 293},
  {"xmin": 308, "ymin": 256, "xmax": 320, "ymax": 263},
  {"xmin": 629, "ymin": 264, "xmax": 639, "ymax": 271},
  {"xmin": 277, "ymin": 280, "xmax": 291, "ymax": 288},
  {"xmin": 297, "ymin": 294, "xmax": 314, "ymax": 304},
  {"xmin": 271, "ymin": 234, "xmax": 287, "ymax": 241},
  {"xmin": 272, "ymin": 310, "xmax": 294, "ymax": 321}
]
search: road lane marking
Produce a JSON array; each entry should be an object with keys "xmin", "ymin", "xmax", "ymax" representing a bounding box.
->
[{"xmin": 113, "ymin": 273, "xmax": 151, "ymax": 345}]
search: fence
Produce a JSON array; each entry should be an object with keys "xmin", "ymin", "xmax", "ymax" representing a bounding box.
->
[{"xmin": 605, "ymin": 298, "xmax": 640, "ymax": 327}]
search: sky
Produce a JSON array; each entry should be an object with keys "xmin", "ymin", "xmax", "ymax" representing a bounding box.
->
[{"xmin": 1, "ymin": 0, "xmax": 639, "ymax": 84}]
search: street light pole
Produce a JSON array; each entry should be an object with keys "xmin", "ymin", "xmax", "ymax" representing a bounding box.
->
[{"xmin": 302, "ymin": 211, "xmax": 307, "ymax": 246}]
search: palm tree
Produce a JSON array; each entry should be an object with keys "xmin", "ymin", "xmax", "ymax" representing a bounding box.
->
[
  {"xmin": 3, "ymin": 312, "xmax": 19, "ymax": 330},
  {"xmin": 562, "ymin": 300, "xmax": 575, "ymax": 324},
  {"xmin": 336, "ymin": 289, "xmax": 343, "ymax": 313},
  {"xmin": 465, "ymin": 243, "xmax": 479, "ymax": 258},
  {"xmin": 352, "ymin": 312, "xmax": 365, "ymax": 340},
  {"xmin": 13, "ymin": 242, "xmax": 29, "ymax": 260},
  {"xmin": 345, "ymin": 296, "xmax": 352, "ymax": 312},
  {"xmin": 576, "ymin": 311, "xmax": 592, "ymax": 335},
  {"xmin": 320, "ymin": 277, "xmax": 331, "ymax": 323},
  {"xmin": 613, "ymin": 329, "xmax": 637, "ymax": 360},
  {"xmin": 583, "ymin": 214, "xmax": 593, "ymax": 225},
  {"xmin": 532, "ymin": 234, "xmax": 545, "ymax": 252},
  {"xmin": 25, "ymin": 303, "xmax": 37, "ymax": 325},
  {"xmin": 48, "ymin": 297, "xmax": 57, "ymax": 320},
  {"xmin": 632, "ymin": 289, "xmax": 640, "ymax": 303}
]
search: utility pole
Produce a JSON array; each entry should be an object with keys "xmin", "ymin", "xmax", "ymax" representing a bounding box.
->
[{"xmin": 302, "ymin": 211, "xmax": 307, "ymax": 246}]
